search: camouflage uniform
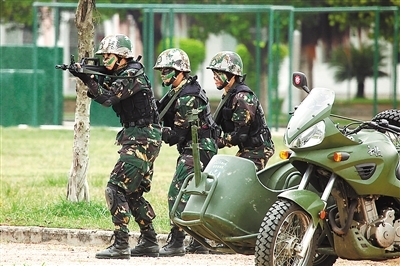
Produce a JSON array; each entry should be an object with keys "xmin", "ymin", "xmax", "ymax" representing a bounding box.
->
[
  {"xmin": 90, "ymin": 53, "xmax": 161, "ymax": 236},
  {"xmin": 70, "ymin": 34, "xmax": 161, "ymax": 259},
  {"xmin": 161, "ymin": 83, "xmax": 217, "ymax": 217},
  {"xmin": 154, "ymin": 48, "xmax": 217, "ymax": 217},
  {"xmin": 154, "ymin": 48, "xmax": 217, "ymax": 256},
  {"xmin": 208, "ymin": 51, "xmax": 274, "ymax": 171}
]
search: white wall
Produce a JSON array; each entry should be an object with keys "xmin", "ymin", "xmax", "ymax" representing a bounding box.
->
[{"xmin": 0, "ymin": 24, "xmax": 24, "ymax": 45}]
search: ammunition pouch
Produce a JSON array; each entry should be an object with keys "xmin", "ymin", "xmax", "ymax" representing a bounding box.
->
[{"xmin": 240, "ymin": 129, "xmax": 271, "ymax": 149}]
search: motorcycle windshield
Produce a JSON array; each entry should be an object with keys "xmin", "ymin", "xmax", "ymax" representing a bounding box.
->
[{"xmin": 286, "ymin": 88, "xmax": 335, "ymax": 141}]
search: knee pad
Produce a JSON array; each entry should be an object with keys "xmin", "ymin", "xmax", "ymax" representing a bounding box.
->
[{"xmin": 105, "ymin": 185, "xmax": 118, "ymax": 214}]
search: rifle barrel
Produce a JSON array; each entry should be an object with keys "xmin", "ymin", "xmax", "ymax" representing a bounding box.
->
[{"xmin": 55, "ymin": 64, "xmax": 68, "ymax": 70}]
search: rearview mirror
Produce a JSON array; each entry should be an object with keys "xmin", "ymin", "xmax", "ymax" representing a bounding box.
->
[{"xmin": 292, "ymin": 72, "xmax": 310, "ymax": 93}]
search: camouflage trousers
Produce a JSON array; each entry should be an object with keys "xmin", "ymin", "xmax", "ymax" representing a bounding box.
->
[
  {"xmin": 107, "ymin": 159, "xmax": 157, "ymax": 234},
  {"xmin": 167, "ymin": 149, "xmax": 216, "ymax": 220},
  {"xmin": 237, "ymin": 145, "xmax": 275, "ymax": 171}
]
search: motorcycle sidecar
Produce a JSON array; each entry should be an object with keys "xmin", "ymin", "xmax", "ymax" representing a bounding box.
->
[{"xmin": 171, "ymin": 154, "xmax": 301, "ymax": 255}]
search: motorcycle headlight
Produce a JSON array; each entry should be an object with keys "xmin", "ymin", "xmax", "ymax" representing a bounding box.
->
[{"xmin": 287, "ymin": 121, "xmax": 325, "ymax": 148}]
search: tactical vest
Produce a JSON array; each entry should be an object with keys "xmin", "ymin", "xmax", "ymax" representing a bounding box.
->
[
  {"xmin": 160, "ymin": 76, "xmax": 217, "ymax": 141},
  {"xmin": 111, "ymin": 61, "xmax": 159, "ymax": 126},
  {"xmin": 215, "ymin": 83, "xmax": 269, "ymax": 139}
]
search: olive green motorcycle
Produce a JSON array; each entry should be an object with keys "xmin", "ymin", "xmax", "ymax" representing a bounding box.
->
[{"xmin": 255, "ymin": 72, "xmax": 400, "ymax": 265}]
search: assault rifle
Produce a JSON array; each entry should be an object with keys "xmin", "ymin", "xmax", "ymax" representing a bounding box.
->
[
  {"xmin": 56, "ymin": 54, "xmax": 144, "ymax": 79},
  {"xmin": 55, "ymin": 55, "xmax": 113, "ymax": 76}
]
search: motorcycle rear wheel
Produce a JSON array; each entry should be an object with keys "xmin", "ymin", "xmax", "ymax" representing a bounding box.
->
[{"xmin": 255, "ymin": 199, "xmax": 316, "ymax": 266}]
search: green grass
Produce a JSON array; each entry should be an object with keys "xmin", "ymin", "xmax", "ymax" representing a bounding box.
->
[{"xmin": 0, "ymin": 126, "xmax": 285, "ymax": 234}]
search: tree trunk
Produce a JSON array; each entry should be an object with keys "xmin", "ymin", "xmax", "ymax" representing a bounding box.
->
[
  {"xmin": 356, "ymin": 80, "xmax": 365, "ymax": 98},
  {"xmin": 67, "ymin": 0, "xmax": 95, "ymax": 202}
]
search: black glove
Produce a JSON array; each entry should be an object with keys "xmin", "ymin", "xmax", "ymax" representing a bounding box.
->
[
  {"xmin": 162, "ymin": 127, "xmax": 171, "ymax": 143},
  {"xmin": 85, "ymin": 78, "xmax": 100, "ymax": 97},
  {"xmin": 177, "ymin": 142, "xmax": 185, "ymax": 154},
  {"xmin": 69, "ymin": 66, "xmax": 99, "ymax": 97},
  {"xmin": 69, "ymin": 69, "xmax": 91, "ymax": 84},
  {"xmin": 69, "ymin": 65, "xmax": 91, "ymax": 84},
  {"xmin": 217, "ymin": 137, "xmax": 226, "ymax": 148}
]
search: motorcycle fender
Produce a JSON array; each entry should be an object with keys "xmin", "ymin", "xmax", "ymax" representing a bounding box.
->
[{"xmin": 278, "ymin": 190, "xmax": 325, "ymax": 227}]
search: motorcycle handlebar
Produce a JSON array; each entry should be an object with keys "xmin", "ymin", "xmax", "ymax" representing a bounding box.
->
[
  {"xmin": 357, "ymin": 120, "xmax": 400, "ymax": 135},
  {"xmin": 343, "ymin": 120, "xmax": 400, "ymax": 136},
  {"xmin": 384, "ymin": 123, "xmax": 400, "ymax": 134}
]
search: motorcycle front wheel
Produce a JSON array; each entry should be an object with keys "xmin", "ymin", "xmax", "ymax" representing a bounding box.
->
[{"xmin": 255, "ymin": 199, "xmax": 316, "ymax": 266}]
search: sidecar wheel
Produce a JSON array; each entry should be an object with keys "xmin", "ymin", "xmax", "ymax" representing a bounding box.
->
[
  {"xmin": 313, "ymin": 253, "xmax": 337, "ymax": 266},
  {"xmin": 255, "ymin": 199, "xmax": 316, "ymax": 266}
]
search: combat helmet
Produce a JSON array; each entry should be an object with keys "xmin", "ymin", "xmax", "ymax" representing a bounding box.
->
[
  {"xmin": 207, "ymin": 51, "xmax": 243, "ymax": 76},
  {"xmin": 95, "ymin": 34, "xmax": 134, "ymax": 58},
  {"xmin": 153, "ymin": 48, "xmax": 191, "ymax": 72}
]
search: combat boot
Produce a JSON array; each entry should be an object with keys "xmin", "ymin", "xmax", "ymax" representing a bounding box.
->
[
  {"xmin": 131, "ymin": 228, "xmax": 159, "ymax": 257},
  {"xmin": 185, "ymin": 237, "xmax": 209, "ymax": 254},
  {"xmin": 159, "ymin": 227, "xmax": 186, "ymax": 257},
  {"xmin": 95, "ymin": 230, "xmax": 130, "ymax": 259}
]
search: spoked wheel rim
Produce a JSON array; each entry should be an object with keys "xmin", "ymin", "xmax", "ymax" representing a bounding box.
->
[{"xmin": 273, "ymin": 210, "xmax": 311, "ymax": 266}]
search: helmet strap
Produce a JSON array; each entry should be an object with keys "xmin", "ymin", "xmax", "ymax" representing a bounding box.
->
[
  {"xmin": 216, "ymin": 72, "xmax": 232, "ymax": 90},
  {"xmin": 240, "ymin": 73, "xmax": 247, "ymax": 83},
  {"xmin": 115, "ymin": 57, "xmax": 127, "ymax": 71},
  {"xmin": 217, "ymin": 80, "xmax": 229, "ymax": 90}
]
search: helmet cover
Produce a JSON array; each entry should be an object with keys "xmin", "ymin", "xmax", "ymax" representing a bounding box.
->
[
  {"xmin": 95, "ymin": 34, "xmax": 134, "ymax": 58},
  {"xmin": 207, "ymin": 51, "xmax": 243, "ymax": 76},
  {"xmin": 153, "ymin": 48, "xmax": 191, "ymax": 72}
]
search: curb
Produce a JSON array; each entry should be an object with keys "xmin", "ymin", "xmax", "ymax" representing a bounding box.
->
[{"xmin": 0, "ymin": 226, "xmax": 181, "ymax": 247}]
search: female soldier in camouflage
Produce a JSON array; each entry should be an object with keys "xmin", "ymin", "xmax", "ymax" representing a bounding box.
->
[
  {"xmin": 207, "ymin": 51, "xmax": 275, "ymax": 171},
  {"xmin": 153, "ymin": 48, "xmax": 218, "ymax": 257},
  {"xmin": 69, "ymin": 34, "xmax": 162, "ymax": 260}
]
